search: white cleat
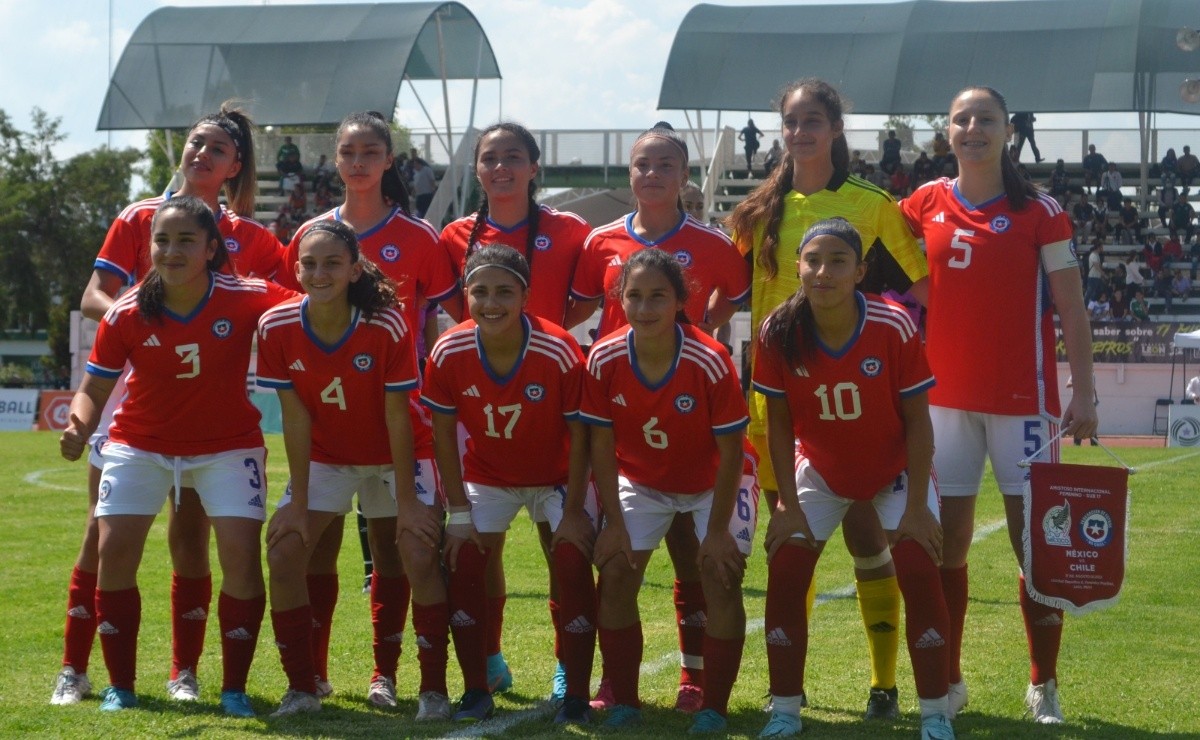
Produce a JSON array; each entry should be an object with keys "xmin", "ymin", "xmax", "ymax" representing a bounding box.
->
[
  {"xmin": 415, "ymin": 690, "xmax": 452, "ymax": 721},
  {"xmin": 270, "ymin": 688, "xmax": 320, "ymax": 717},
  {"xmin": 947, "ymin": 680, "xmax": 969, "ymax": 719},
  {"xmin": 1025, "ymin": 678, "xmax": 1064, "ymax": 724},
  {"xmin": 50, "ymin": 667, "xmax": 93, "ymax": 705},
  {"xmin": 166, "ymin": 669, "xmax": 200, "ymax": 701},
  {"xmin": 367, "ymin": 675, "xmax": 397, "ymax": 708}
]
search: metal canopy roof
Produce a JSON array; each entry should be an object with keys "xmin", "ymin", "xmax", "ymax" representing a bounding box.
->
[
  {"xmin": 98, "ymin": 2, "xmax": 500, "ymax": 130},
  {"xmin": 659, "ymin": 0, "xmax": 1200, "ymax": 115}
]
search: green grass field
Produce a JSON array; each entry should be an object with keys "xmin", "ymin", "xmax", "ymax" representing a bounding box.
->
[{"xmin": 2, "ymin": 432, "xmax": 1198, "ymax": 738}]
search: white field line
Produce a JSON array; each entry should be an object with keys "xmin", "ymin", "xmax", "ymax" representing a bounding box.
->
[{"xmin": 23, "ymin": 467, "xmax": 81, "ymax": 492}]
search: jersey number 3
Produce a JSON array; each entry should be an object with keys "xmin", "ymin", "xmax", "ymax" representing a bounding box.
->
[{"xmin": 175, "ymin": 343, "xmax": 200, "ymax": 379}]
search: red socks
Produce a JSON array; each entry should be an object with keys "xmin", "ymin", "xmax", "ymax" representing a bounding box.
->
[
  {"xmin": 940, "ymin": 564, "xmax": 969, "ymax": 684},
  {"xmin": 370, "ymin": 572, "xmax": 410, "ymax": 681},
  {"xmin": 674, "ymin": 579, "xmax": 706, "ymax": 686},
  {"xmin": 96, "ymin": 587, "xmax": 140, "ymax": 691},
  {"xmin": 764, "ymin": 544, "xmax": 819, "ymax": 697},
  {"xmin": 410, "ymin": 601, "xmax": 450, "ymax": 695},
  {"xmin": 1019, "ymin": 574, "xmax": 1063, "ymax": 685},
  {"xmin": 552, "ymin": 542, "xmax": 597, "ymax": 698},
  {"xmin": 702, "ymin": 634, "xmax": 744, "ymax": 716},
  {"xmin": 62, "ymin": 566, "xmax": 97, "ymax": 674},
  {"xmin": 271, "ymin": 605, "xmax": 317, "ymax": 694},
  {"xmin": 218, "ymin": 591, "xmax": 264, "ymax": 692},
  {"xmin": 446, "ymin": 543, "xmax": 490, "ymax": 692},
  {"xmin": 892, "ymin": 540, "xmax": 950, "ymax": 700},
  {"xmin": 170, "ymin": 573, "xmax": 211, "ymax": 680},
  {"xmin": 487, "ymin": 595, "xmax": 506, "ymax": 657},
  {"xmin": 306, "ymin": 572, "xmax": 339, "ymax": 682},
  {"xmin": 598, "ymin": 622, "xmax": 643, "ymax": 708}
]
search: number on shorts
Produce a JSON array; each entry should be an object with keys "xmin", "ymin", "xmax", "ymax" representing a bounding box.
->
[
  {"xmin": 948, "ymin": 228, "xmax": 973, "ymax": 269},
  {"xmin": 736, "ymin": 487, "xmax": 752, "ymax": 522},
  {"xmin": 815, "ymin": 382, "xmax": 862, "ymax": 421},
  {"xmin": 642, "ymin": 417, "xmax": 669, "ymax": 449},
  {"xmin": 320, "ymin": 377, "xmax": 347, "ymax": 410},
  {"xmin": 244, "ymin": 458, "xmax": 262, "ymax": 490},
  {"xmin": 174, "ymin": 343, "xmax": 200, "ymax": 378},
  {"xmin": 483, "ymin": 402, "xmax": 522, "ymax": 439},
  {"xmin": 1023, "ymin": 420, "xmax": 1042, "ymax": 457}
]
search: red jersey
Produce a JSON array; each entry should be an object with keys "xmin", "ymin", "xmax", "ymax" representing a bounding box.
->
[
  {"xmin": 570, "ymin": 214, "xmax": 751, "ymax": 338},
  {"xmin": 86, "ymin": 274, "xmax": 294, "ymax": 455},
  {"xmin": 751, "ymin": 293, "xmax": 934, "ymax": 500},
  {"xmin": 901, "ymin": 179, "xmax": 1073, "ymax": 417},
  {"xmin": 256, "ymin": 297, "xmax": 422, "ymax": 465},
  {"xmin": 439, "ymin": 205, "xmax": 590, "ymax": 325},
  {"xmin": 422, "ymin": 314, "xmax": 584, "ymax": 487},
  {"xmin": 95, "ymin": 194, "xmax": 284, "ymax": 283},
  {"xmin": 277, "ymin": 207, "xmax": 459, "ymax": 332},
  {"xmin": 580, "ymin": 324, "xmax": 748, "ymax": 494}
]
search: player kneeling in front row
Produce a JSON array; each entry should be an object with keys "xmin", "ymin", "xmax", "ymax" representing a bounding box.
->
[{"xmin": 752, "ymin": 219, "xmax": 954, "ymax": 740}]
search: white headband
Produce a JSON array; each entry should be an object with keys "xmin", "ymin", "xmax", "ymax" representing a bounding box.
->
[{"xmin": 464, "ymin": 263, "xmax": 528, "ymax": 288}]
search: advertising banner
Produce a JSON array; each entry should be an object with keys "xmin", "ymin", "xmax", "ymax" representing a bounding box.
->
[{"xmin": 0, "ymin": 388, "xmax": 39, "ymax": 430}]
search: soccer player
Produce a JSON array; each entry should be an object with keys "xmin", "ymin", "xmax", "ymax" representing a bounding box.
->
[
  {"xmin": 581, "ymin": 247, "xmax": 753, "ymax": 733},
  {"xmin": 438, "ymin": 122, "xmax": 591, "ymax": 697},
  {"xmin": 53, "ymin": 104, "xmax": 283, "ymax": 707},
  {"xmin": 900, "ymin": 86, "xmax": 1098, "ymax": 724},
  {"xmin": 275, "ymin": 111, "xmax": 461, "ymax": 704},
  {"xmin": 422, "ymin": 245, "xmax": 597, "ymax": 724},
  {"xmin": 256, "ymin": 220, "xmax": 438, "ymax": 717},
  {"xmin": 752, "ymin": 218, "xmax": 953, "ymax": 740},
  {"xmin": 727, "ymin": 78, "xmax": 930, "ymax": 719},
  {"xmin": 58, "ymin": 196, "xmax": 293, "ymax": 714},
  {"xmin": 568, "ymin": 122, "xmax": 751, "ymax": 712}
]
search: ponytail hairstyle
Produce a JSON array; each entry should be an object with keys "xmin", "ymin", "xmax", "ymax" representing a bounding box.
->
[
  {"xmin": 300, "ymin": 220, "xmax": 399, "ymax": 318},
  {"xmin": 632, "ymin": 121, "xmax": 690, "ymax": 214},
  {"xmin": 464, "ymin": 243, "xmax": 531, "ymax": 292},
  {"xmin": 466, "ymin": 122, "xmax": 543, "ymax": 271},
  {"xmin": 189, "ymin": 102, "xmax": 258, "ymax": 217},
  {"xmin": 760, "ymin": 218, "xmax": 864, "ymax": 369},
  {"xmin": 138, "ymin": 196, "xmax": 228, "ymax": 322},
  {"xmin": 727, "ymin": 78, "xmax": 851, "ymax": 281},
  {"xmin": 336, "ymin": 111, "xmax": 412, "ymax": 213},
  {"xmin": 616, "ymin": 247, "xmax": 693, "ymax": 326},
  {"xmin": 954, "ymin": 86, "xmax": 1038, "ymax": 210}
]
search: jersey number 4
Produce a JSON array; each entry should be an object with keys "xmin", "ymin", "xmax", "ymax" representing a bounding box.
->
[{"xmin": 321, "ymin": 377, "xmax": 347, "ymax": 410}]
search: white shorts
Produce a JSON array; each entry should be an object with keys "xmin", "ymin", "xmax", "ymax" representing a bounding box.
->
[
  {"xmin": 88, "ymin": 370, "xmax": 129, "ymax": 469},
  {"xmin": 466, "ymin": 481, "xmax": 600, "ymax": 534},
  {"xmin": 792, "ymin": 460, "xmax": 940, "ymax": 542},
  {"xmin": 95, "ymin": 442, "xmax": 267, "ymax": 520},
  {"xmin": 931, "ymin": 406, "xmax": 1059, "ymax": 496},
  {"xmin": 607, "ymin": 473, "xmax": 759, "ymax": 556},
  {"xmin": 276, "ymin": 457, "xmax": 441, "ymax": 517}
]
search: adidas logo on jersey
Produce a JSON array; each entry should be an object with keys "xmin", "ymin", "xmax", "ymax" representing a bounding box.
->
[
  {"xmin": 612, "ymin": 393, "xmax": 627, "ymax": 407},
  {"xmin": 868, "ymin": 621, "xmax": 896, "ymax": 633},
  {"xmin": 142, "ymin": 334, "xmax": 161, "ymax": 347},
  {"xmin": 1034, "ymin": 613, "xmax": 1063, "ymax": 627},
  {"xmin": 289, "ymin": 359, "xmax": 306, "ymax": 371},
  {"xmin": 225, "ymin": 627, "xmax": 254, "ymax": 641},
  {"xmin": 98, "ymin": 621, "xmax": 119, "ymax": 635},
  {"xmin": 679, "ymin": 611, "xmax": 707, "ymax": 628},
  {"xmin": 564, "ymin": 616, "xmax": 594, "ymax": 634},
  {"xmin": 914, "ymin": 628, "xmax": 946, "ymax": 649},
  {"xmin": 67, "ymin": 605, "xmax": 92, "ymax": 619},
  {"xmin": 416, "ymin": 635, "xmax": 433, "ymax": 650},
  {"xmin": 181, "ymin": 607, "xmax": 207, "ymax": 621},
  {"xmin": 765, "ymin": 627, "xmax": 791, "ymax": 646},
  {"xmin": 449, "ymin": 609, "xmax": 476, "ymax": 627},
  {"xmin": 383, "ymin": 632, "xmax": 404, "ymax": 643},
  {"xmin": 933, "ymin": 211, "xmax": 945, "ymax": 223},
  {"xmin": 793, "ymin": 365, "xmax": 809, "ymax": 377},
  {"xmin": 462, "ymin": 385, "xmax": 481, "ymax": 398},
  {"xmin": 248, "ymin": 494, "xmax": 264, "ymax": 509},
  {"xmin": 736, "ymin": 527, "xmax": 752, "ymax": 542}
]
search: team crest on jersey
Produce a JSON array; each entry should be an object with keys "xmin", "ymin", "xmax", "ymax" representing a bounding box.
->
[
  {"xmin": 524, "ymin": 383, "xmax": 545, "ymax": 402},
  {"xmin": 990, "ymin": 214, "xmax": 1012, "ymax": 233},
  {"xmin": 211, "ymin": 318, "xmax": 233, "ymax": 338},
  {"xmin": 860, "ymin": 356, "xmax": 883, "ymax": 377},
  {"xmin": 534, "ymin": 234, "xmax": 552, "ymax": 251},
  {"xmin": 674, "ymin": 393, "xmax": 696, "ymax": 413},
  {"xmin": 1080, "ymin": 508, "xmax": 1114, "ymax": 547},
  {"xmin": 353, "ymin": 353, "xmax": 374, "ymax": 372},
  {"xmin": 99, "ymin": 480, "xmax": 112, "ymax": 501},
  {"xmin": 380, "ymin": 244, "xmax": 401, "ymax": 262},
  {"xmin": 673, "ymin": 250, "xmax": 694, "ymax": 268},
  {"xmin": 224, "ymin": 237, "xmax": 241, "ymax": 253}
]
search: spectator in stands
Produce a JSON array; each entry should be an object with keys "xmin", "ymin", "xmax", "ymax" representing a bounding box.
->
[
  {"xmin": 1161, "ymin": 148, "xmax": 1178, "ymax": 189},
  {"xmin": 411, "ymin": 157, "xmax": 437, "ymax": 217},
  {"xmin": 879, "ymin": 129, "xmax": 902, "ymax": 175},
  {"xmin": 1111, "ymin": 262, "xmax": 1128, "ymax": 294},
  {"xmin": 1010, "ymin": 112, "xmax": 1043, "ymax": 163},
  {"xmin": 311, "ymin": 154, "xmax": 335, "ymax": 191},
  {"xmin": 911, "ymin": 150, "xmax": 935, "ymax": 188},
  {"xmin": 277, "ymin": 135, "xmax": 300, "ymax": 167},
  {"xmin": 1118, "ymin": 197, "xmax": 1143, "ymax": 244},
  {"xmin": 1187, "ymin": 373, "xmax": 1200, "ymax": 402},
  {"xmin": 849, "ymin": 149, "xmax": 867, "ymax": 177},
  {"xmin": 1155, "ymin": 264, "xmax": 1175, "ymax": 309},
  {"xmin": 931, "ymin": 131, "xmax": 951, "ymax": 172},
  {"xmin": 763, "ymin": 139, "xmax": 783, "ymax": 176},
  {"xmin": 1047, "ymin": 159, "xmax": 1071, "ymax": 206},
  {"xmin": 1092, "ymin": 199, "xmax": 1110, "ymax": 243},
  {"xmin": 313, "ymin": 180, "xmax": 333, "ymax": 213},
  {"xmin": 1158, "ymin": 183, "xmax": 1179, "ymax": 228},
  {"xmin": 1189, "ymin": 236, "xmax": 1200, "ymax": 280},
  {"xmin": 1085, "ymin": 241, "xmax": 1105, "ymax": 302},
  {"xmin": 681, "ymin": 180, "xmax": 705, "ymax": 221},
  {"xmin": 888, "ymin": 162, "xmax": 911, "ymax": 197},
  {"xmin": 401, "ymin": 149, "xmax": 417, "ymax": 183},
  {"xmin": 1073, "ymin": 192, "xmax": 1097, "ymax": 238},
  {"xmin": 1178, "ymin": 145, "xmax": 1199, "ymax": 191},
  {"xmin": 1098, "ymin": 161, "xmax": 1123, "ymax": 210},
  {"xmin": 1144, "ymin": 231, "xmax": 1165, "ymax": 272},
  {"xmin": 1170, "ymin": 197, "xmax": 1197, "ymax": 241},
  {"xmin": 286, "ymin": 181, "xmax": 307, "ymax": 221},
  {"xmin": 1129, "ymin": 288, "xmax": 1151, "ymax": 320},
  {"xmin": 1110, "ymin": 288, "xmax": 1129, "ymax": 321},
  {"xmin": 739, "ymin": 118, "xmax": 763, "ymax": 174},
  {"xmin": 1087, "ymin": 289, "xmax": 1112, "ymax": 321},
  {"xmin": 1172, "ymin": 269, "xmax": 1192, "ymax": 303},
  {"xmin": 276, "ymin": 136, "xmax": 304, "ymax": 195},
  {"xmin": 1163, "ymin": 230, "xmax": 1184, "ymax": 264},
  {"xmin": 1082, "ymin": 143, "xmax": 1107, "ymax": 193},
  {"xmin": 864, "ymin": 163, "xmax": 888, "ymax": 189},
  {"xmin": 271, "ymin": 214, "xmax": 293, "ymax": 244}
]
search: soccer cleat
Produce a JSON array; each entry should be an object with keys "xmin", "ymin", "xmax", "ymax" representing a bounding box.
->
[
  {"xmin": 270, "ymin": 689, "xmax": 320, "ymax": 717},
  {"xmin": 314, "ymin": 676, "xmax": 334, "ymax": 698},
  {"xmin": 486, "ymin": 652, "xmax": 513, "ymax": 693},
  {"xmin": 166, "ymin": 669, "xmax": 200, "ymax": 701},
  {"xmin": 220, "ymin": 690, "xmax": 255, "ymax": 718},
  {"xmin": 688, "ymin": 707, "xmax": 728, "ymax": 734},
  {"xmin": 864, "ymin": 686, "xmax": 900, "ymax": 720},
  {"xmin": 590, "ymin": 675, "xmax": 615, "ymax": 711},
  {"xmin": 415, "ymin": 690, "xmax": 453, "ymax": 721},
  {"xmin": 453, "ymin": 688, "xmax": 495, "ymax": 722},
  {"xmin": 921, "ymin": 713, "xmax": 956, "ymax": 740},
  {"xmin": 675, "ymin": 682, "xmax": 704, "ymax": 714},
  {"xmin": 947, "ymin": 680, "xmax": 969, "ymax": 719},
  {"xmin": 1025, "ymin": 679, "xmax": 1064, "ymax": 724},
  {"xmin": 553, "ymin": 695, "xmax": 591, "ymax": 725},
  {"xmin": 98, "ymin": 686, "xmax": 138, "ymax": 712},
  {"xmin": 758, "ymin": 711, "xmax": 802, "ymax": 737},
  {"xmin": 367, "ymin": 675, "xmax": 397, "ymax": 708},
  {"xmin": 50, "ymin": 667, "xmax": 92, "ymax": 706},
  {"xmin": 548, "ymin": 661, "xmax": 567, "ymax": 704},
  {"xmin": 602, "ymin": 704, "xmax": 643, "ymax": 728}
]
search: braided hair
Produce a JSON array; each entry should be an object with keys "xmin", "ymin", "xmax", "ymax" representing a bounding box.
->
[{"xmin": 466, "ymin": 123, "xmax": 542, "ymax": 272}]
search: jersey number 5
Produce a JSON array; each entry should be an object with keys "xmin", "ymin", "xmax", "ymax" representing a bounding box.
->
[{"xmin": 948, "ymin": 228, "xmax": 973, "ymax": 269}]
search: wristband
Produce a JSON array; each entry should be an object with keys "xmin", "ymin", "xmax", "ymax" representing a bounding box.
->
[{"xmin": 447, "ymin": 511, "xmax": 473, "ymax": 526}]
